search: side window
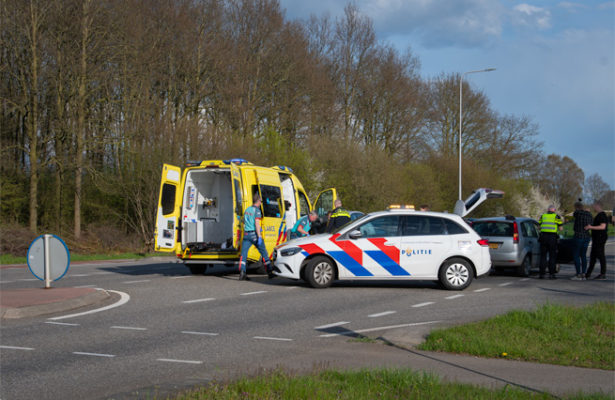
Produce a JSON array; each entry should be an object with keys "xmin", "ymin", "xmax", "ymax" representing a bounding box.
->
[
  {"xmin": 233, "ymin": 179, "xmax": 243, "ymax": 216},
  {"xmin": 161, "ymin": 183, "xmax": 176, "ymax": 215},
  {"xmin": 443, "ymin": 218, "xmax": 468, "ymax": 235},
  {"xmin": 298, "ymin": 191, "xmax": 310, "ymax": 217},
  {"xmin": 523, "ymin": 221, "xmax": 538, "ymax": 238},
  {"xmin": 358, "ymin": 216, "xmax": 400, "ymax": 238},
  {"xmin": 260, "ymin": 185, "xmax": 282, "ymax": 218},
  {"xmin": 402, "ymin": 216, "xmax": 445, "ymax": 236},
  {"xmin": 314, "ymin": 190, "xmax": 333, "ymax": 217}
]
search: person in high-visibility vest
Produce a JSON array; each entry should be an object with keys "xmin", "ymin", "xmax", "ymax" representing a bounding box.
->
[{"xmin": 538, "ymin": 205, "xmax": 564, "ymax": 279}]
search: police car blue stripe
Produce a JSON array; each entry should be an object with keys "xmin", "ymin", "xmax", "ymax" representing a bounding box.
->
[
  {"xmin": 328, "ymin": 251, "xmax": 373, "ymax": 277},
  {"xmin": 365, "ymin": 251, "xmax": 410, "ymax": 276}
]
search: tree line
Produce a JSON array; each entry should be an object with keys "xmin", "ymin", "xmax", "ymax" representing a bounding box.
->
[{"xmin": 1, "ymin": 0, "xmax": 607, "ymax": 250}]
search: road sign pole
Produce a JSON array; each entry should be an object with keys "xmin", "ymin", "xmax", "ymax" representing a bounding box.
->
[{"xmin": 44, "ymin": 234, "xmax": 51, "ymax": 289}]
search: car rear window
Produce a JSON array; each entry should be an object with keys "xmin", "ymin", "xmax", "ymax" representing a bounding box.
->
[{"xmin": 472, "ymin": 222, "xmax": 513, "ymax": 237}]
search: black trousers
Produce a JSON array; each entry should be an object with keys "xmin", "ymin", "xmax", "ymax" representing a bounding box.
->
[
  {"xmin": 539, "ymin": 233, "xmax": 558, "ymax": 275},
  {"xmin": 586, "ymin": 239, "xmax": 607, "ymax": 277}
]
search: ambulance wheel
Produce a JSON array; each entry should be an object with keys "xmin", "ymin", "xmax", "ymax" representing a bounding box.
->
[
  {"xmin": 439, "ymin": 258, "xmax": 472, "ymax": 290},
  {"xmin": 305, "ymin": 256, "xmax": 335, "ymax": 288},
  {"xmin": 188, "ymin": 264, "xmax": 205, "ymax": 275}
]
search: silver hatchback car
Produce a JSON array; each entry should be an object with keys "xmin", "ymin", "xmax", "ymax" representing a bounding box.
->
[{"xmin": 470, "ymin": 216, "xmax": 540, "ymax": 276}]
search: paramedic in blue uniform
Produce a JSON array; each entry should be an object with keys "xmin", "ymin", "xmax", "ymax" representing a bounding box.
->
[
  {"xmin": 239, "ymin": 193, "xmax": 273, "ymax": 280},
  {"xmin": 289, "ymin": 211, "xmax": 318, "ymax": 239}
]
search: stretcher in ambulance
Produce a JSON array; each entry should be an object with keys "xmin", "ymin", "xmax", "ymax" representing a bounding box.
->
[{"xmin": 154, "ymin": 159, "xmax": 336, "ymax": 274}]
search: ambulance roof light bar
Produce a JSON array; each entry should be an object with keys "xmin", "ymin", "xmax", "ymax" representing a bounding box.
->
[{"xmin": 223, "ymin": 158, "xmax": 249, "ymax": 165}]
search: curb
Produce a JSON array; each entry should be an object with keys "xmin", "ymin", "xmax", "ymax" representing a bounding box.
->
[
  {"xmin": 0, "ymin": 256, "xmax": 176, "ymax": 270},
  {"xmin": 0, "ymin": 289, "xmax": 110, "ymax": 319}
]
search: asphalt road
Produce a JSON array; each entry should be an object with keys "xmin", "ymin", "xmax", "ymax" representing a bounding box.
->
[{"xmin": 1, "ymin": 242, "xmax": 614, "ymax": 400}]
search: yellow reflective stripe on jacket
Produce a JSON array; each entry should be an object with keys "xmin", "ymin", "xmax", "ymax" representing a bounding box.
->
[
  {"xmin": 539, "ymin": 213, "xmax": 562, "ymax": 233},
  {"xmin": 330, "ymin": 208, "xmax": 350, "ymax": 218}
]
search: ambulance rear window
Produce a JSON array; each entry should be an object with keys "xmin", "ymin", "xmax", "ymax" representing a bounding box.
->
[{"xmin": 161, "ymin": 183, "xmax": 176, "ymax": 215}]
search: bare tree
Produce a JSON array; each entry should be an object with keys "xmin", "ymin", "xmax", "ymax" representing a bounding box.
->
[{"xmin": 584, "ymin": 173, "xmax": 611, "ymax": 204}]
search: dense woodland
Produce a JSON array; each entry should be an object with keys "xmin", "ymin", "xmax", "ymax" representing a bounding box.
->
[{"xmin": 1, "ymin": 0, "xmax": 610, "ymax": 253}]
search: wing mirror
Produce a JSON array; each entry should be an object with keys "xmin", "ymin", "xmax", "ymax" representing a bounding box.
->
[{"xmin": 348, "ymin": 230, "xmax": 362, "ymax": 240}]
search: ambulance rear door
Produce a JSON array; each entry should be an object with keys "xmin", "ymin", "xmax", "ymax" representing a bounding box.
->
[
  {"xmin": 230, "ymin": 162, "xmax": 243, "ymax": 250},
  {"xmin": 155, "ymin": 164, "xmax": 182, "ymax": 252},
  {"xmin": 252, "ymin": 168, "xmax": 285, "ymax": 258}
]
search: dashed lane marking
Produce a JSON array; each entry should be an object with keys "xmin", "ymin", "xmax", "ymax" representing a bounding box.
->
[
  {"xmin": 48, "ymin": 289, "xmax": 130, "ymax": 321},
  {"xmin": 0, "ymin": 280, "xmax": 14, "ymax": 284},
  {"xmin": 498, "ymin": 282, "xmax": 513, "ymax": 287},
  {"xmin": 412, "ymin": 302, "xmax": 434, "ymax": 308},
  {"xmin": 111, "ymin": 326, "xmax": 147, "ymax": 331},
  {"xmin": 171, "ymin": 276, "xmax": 192, "ymax": 279},
  {"xmin": 253, "ymin": 336, "xmax": 294, "ymax": 342},
  {"xmin": 157, "ymin": 358, "xmax": 203, "ymax": 365},
  {"xmin": 181, "ymin": 331, "xmax": 219, "ymax": 336},
  {"xmin": 368, "ymin": 311, "xmax": 396, "ymax": 318},
  {"xmin": 445, "ymin": 294, "xmax": 464, "ymax": 300},
  {"xmin": 474, "ymin": 288, "xmax": 491, "ymax": 292},
  {"xmin": 240, "ymin": 290, "xmax": 268, "ymax": 296},
  {"xmin": 314, "ymin": 321, "xmax": 350, "ymax": 330},
  {"xmin": 519, "ymin": 278, "xmax": 530, "ymax": 282},
  {"xmin": 0, "ymin": 345, "xmax": 34, "ymax": 351},
  {"xmin": 45, "ymin": 321, "xmax": 80, "ymax": 326},
  {"xmin": 123, "ymin": 279, "xmax": 151, "ymax": 284},
  {"xmin": 182, "ymin": 298, "xmax": 215, "ymax": 304},
  {"xmin": 71, "ymin": 274, "xmax": 90, "ymax": 277},
  {"xmin": 75, "ymin": 284, "xmax": 97, "ymax": 288},
  {"xmin": 18, "ymin": 278, "xmax": 39, "ymax": 282},
  {"xmin": 319, "ymin": 321, "xmax": 441, "ymax": 338},
  {"xmin": 73, "ymin": 352, "xmax": 115, "ymax": 358}
]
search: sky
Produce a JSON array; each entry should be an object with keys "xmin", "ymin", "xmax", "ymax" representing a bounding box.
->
[{"xmin": 279, "ymin": 0, "xmax": 615, "ymax": 189}]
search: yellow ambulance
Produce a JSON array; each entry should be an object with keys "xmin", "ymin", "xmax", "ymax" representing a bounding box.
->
[{"xmin": 154, "ymin": 159, "xmax": 337, "ymax": 274}]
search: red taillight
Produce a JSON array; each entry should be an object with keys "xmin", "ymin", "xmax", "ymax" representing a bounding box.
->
[
  {"xmin": 477, "ymin": 239, "xmax": 489, "ymax": 247},
  {"xmin": 513, "ymin": 222, "xmax": 519, "ymax": 244}
]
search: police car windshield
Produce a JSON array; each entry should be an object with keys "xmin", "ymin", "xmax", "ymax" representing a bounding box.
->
[{"xmin": 330, "ymin": 214, "xmax": 367, "ymax": 234}]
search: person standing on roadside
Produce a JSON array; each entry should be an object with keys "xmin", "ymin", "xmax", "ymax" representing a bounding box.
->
[
  {"xmin": 570, "ymin": 201, "xmax": 592, "ymax": 280},
  {"xmin": 238, "ymin": 193, "xmax": 274, "ymax": 281},
  {"xmin": 538, "ymin": 205, "xmax": 563, "ymax": 279},
  {"xmin": 585, "ymin": 200, "xmax": 608, "ymax": 280}
]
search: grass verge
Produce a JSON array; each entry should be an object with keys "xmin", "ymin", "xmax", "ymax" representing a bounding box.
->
[
  {"xmin": 173, "ymin": 368, "xmax": 608, "ymax": 400},
  {"xmin": 0, "ymin": 252, "xmax": 153, "ymax": 265},
  {"xmin": 418, "ymin": 302, "xmax": 614, "ymax": 370}
]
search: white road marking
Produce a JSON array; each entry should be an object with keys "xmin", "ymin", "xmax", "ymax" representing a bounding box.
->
[
  {"xmin": 182, "ymin": 298, "xmax": 215, "ymax": 304},
  {"xmin": 181, "ymin": 331, "xmax": 219, "ymax": 336},
  {"xmin": 474, "ymin": 288, "xmax": 491, "ymax": 292},
  {"xmin": 171, "ymin": 276, "xmax": 192, "ymax": 279},
  {"xmin": 314, "ymin": 321, "xmax": 350, "ymax": 330},
  {"xmin": 93, "ymin": 272, "xmax": 112, "ymax": 275},
  {"xmin": 240, "ymin": 290, "xmax": 268, "ymax": 296},
  {"xmin": 498, "ymin": 282, "xmax": 513, "ymax": 287},
  {"xmin": 253, "ymin": 336, "xmax": 294, "ymax": 342},
  {"xmin": 0, "ymin": 280, "xmax": 14, "ymax": 284},
  {"xmin": 286, "ymin": 286, "xmax": 299, "ymax": 289},
  {"xmin": 70, "ymin": 274, "xmax": 90, "ymax": 277},
  {"xmin": 368, "ymin": 311, "xmax": 396, "ymax": 318},
  {"xmin": 48, "ymin": 289, "xmax": 130, "ymax": 321},
  {"xmin": 45, "ymin": 321, "xmax": 80, "ymax": 326},
  {"xmin": 412, "ymin": 302, "xmax": 434, "ymax": 308},
  {"xmin": 73, "ymin": 352, "xmax": 115, "ymax": 358},
  {"xmin": 519, "ymin": 278, "xmax": 530, "ymax": 282},
  {"xmin": 75, "ymin": 284, "xmax": 97, "ymax": 288},
  {"xmin": 157, "ymin": 358, "xmax": 203, "ymax": 365},
  {"xmin": 111, "ymin": 326, "xmax": 147, "ymax": 331},
  {"xmin": 123, "ymin": 279, "xmax": 150, "ymax": 284},
  {"xmin": 319, "ymin": 321, "xmax": 441, "ymax": 338},
  {"xmin": 445, "ymin": 294, "xmax": 464, "ymax": 300},
  {"xmin": 18, "ymin": 278, "xmax": 39, "ymax": 282},
  {"xmin": 0, "ymin": 345, "xmax": 34, "ymax": 351}
]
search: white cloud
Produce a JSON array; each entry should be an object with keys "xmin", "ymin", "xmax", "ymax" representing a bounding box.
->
[
  {"xmin": 557, "ymin": 2, "xmax": 587, "ymax": 12},
  {"xmin": 511, "ymin": 4, "xmax": 552, "ymax": 29}
]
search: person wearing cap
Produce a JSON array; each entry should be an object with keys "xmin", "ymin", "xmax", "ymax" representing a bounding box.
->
[
  {"xmin": 238, "ymin": 193, "xmax": 274, "ymax": 281},
  {"xmin": 570, "ymin": 201, "xmax": 593, "ymax": 280},
  {"xmin": 538, "ymin": 205, "xmax": 563, "ymax": 279}
]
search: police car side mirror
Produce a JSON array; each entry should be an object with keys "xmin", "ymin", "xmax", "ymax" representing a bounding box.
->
[{"xmin": 348, "ymin": 230, "xmax": 362, "ymax": 240}]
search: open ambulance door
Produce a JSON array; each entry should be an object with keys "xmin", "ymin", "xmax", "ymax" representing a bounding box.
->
[
  {"xmin": 230, "ymin": 162, "xmax": 243, "ymax": 250},
  {"xmin": 312, "ymin": 188, "xmax": 338, "ymax": 218},
  {"xmin": 155, "ymin": 164, "xmax": 182, "ymax": 252}
]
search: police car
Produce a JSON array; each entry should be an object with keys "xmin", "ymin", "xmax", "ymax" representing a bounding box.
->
[{"xmin": 272, "ymin": 208, "xmax": 491, "ymax": 290}]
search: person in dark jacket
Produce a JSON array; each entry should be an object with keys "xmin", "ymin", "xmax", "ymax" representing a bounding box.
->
[
  {"xmin": 585, "ymin": 200, "xmax": 609, "ymax": 280},
  {"xmin": 325, "ymin": 199, "xmax": 351, "ymax": 233},
  {"xmin": 571, "ymin": 201, "xmax": 593, "ymax": 280}
]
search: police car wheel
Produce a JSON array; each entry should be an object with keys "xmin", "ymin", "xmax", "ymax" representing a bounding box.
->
[
  {"xmin": 305, "ymin": 256, "xmax": 335, "ymax": 288},
  {"xmin": 439, "ymin": 258, "xmax": 473, "ymax": 290}
]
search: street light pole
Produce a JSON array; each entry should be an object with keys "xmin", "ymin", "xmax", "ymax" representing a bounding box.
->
[{"xmin": 458, "ymin": 68, "xmax": 496, "ymax": 201}]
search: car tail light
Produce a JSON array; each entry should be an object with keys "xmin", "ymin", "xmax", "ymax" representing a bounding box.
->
[
  {"xmin": 513, "ymin": 222, "xmax": 519, "ymax": 244},
  {"xmin": 477, "ymin": 239, "xmax": 489, "ymax": 247}
]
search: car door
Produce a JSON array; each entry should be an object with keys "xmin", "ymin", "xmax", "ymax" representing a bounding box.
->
[
  {"xmin": 312, "ymin": 188, "xmax": 338, "ymax": 218},
  {"xmin": 252, "ymin": 168, "xmax": 285, "ymax": 260},
  {"xmin": 522, "ymin": 220, "xmax": 540, "ymax": 267},
  {"xmin": 155, "ymin": 164, "xmax": 182, "ymax": 252},
  {"xmin": 339, "ymin": 214, "xmax": 406, "ymax": 278},
  {"xmin": 399, "ymin": 215, "xmax": 450, "ymax": 278}
]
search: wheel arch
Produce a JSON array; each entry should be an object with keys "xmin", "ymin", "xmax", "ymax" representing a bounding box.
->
[
  {"xmin": 440, "ymin": 255, "xmax": 477, "ymax": 277},
  {"xmin": 300, "ymin": 253, "xmax": 339, "ymax": 280}
]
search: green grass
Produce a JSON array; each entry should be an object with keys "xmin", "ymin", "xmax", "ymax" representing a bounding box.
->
[
  {"xmin": 0, "ymin": 252, "xmax": 153, "ymax": 265},
  {"xmin": 561, "ymin": 221, "xmax": 614, "ymax": 239},
  {"xmin": 419, "ymin": 302, "xmax": 615, "ymax": 370},
  {"xmin": 172, "ymin": 369, "xmax": 608, "ymax": 400}
]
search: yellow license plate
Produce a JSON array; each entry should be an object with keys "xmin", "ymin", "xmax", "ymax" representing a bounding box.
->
[{"xmin": 489, "ymin": 243, "xmax": 500, "ymax": 249}]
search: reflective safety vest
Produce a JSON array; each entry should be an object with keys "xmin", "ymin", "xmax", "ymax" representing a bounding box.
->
[{"xmin": 539, "ymin": 212, "xmax": 563, "ymax": 233}]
